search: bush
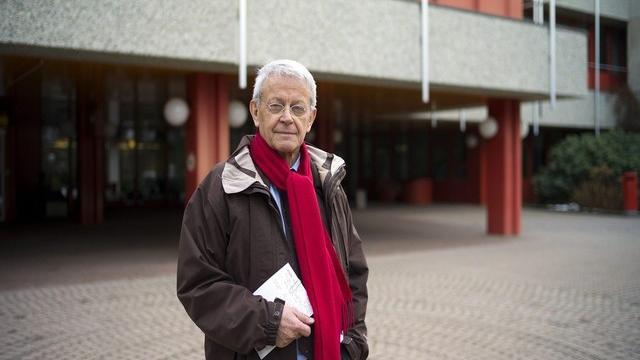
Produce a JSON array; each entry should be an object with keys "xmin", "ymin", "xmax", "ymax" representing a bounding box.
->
[
  {"xmin": 533, "ymin": 130, "xmax": 640, "ymax": 207},
  {"xmin": 571, "ymin": 165, "xmax": 623, "ymax": 210}
]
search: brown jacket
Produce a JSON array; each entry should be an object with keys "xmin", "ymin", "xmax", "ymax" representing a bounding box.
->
[{"xmin": 177, "ymin": 136, "xmax": 369, "ymax": 359}]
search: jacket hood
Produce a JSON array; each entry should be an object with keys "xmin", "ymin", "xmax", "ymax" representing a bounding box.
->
[{"xmin": 221, "ymin": 135, "xmax": 345, "ymax": 194}]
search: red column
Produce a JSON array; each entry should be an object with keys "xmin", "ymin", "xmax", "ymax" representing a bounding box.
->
[
  {"xmin": 622, "ymin": 171, "xmax": 638, "ymax": 214},
  {"xmin": 185, "ymin": 73, "xmax": 229, "ymax": 203},
  {"xmin": 486, "ymin": 99, "xmax": 521, "ymax": 235},
  {"xmin": 76, "ymin": 65, "xmax": 104, "ymax": 225}
]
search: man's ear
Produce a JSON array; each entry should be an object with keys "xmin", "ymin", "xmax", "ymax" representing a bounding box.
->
[
  {"xmin": 249, "ymin": 100, "xmax": 259, "ymax": 127},
  {"xmin": 306, "ymin": 107, "xmax": 317, "ymax": 133}
]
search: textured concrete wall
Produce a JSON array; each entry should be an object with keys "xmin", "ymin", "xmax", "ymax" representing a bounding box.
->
[
  {"xmin": 521, "ymin": 92, "xmax": 617, "ymax": 129},
  {"xmin": 0, "ymin": 0, "xmax": 587, "ymax": 99},
  {"xmin": 392, "ymin": 94, "xmax": 618, "ymax": 130},
  {"xmin": 245, "ymin": 0, "xmax": 418, "ymax": 85},
  {"xmin": 248, "ymin": 1, "xmax": 587, "ymax": 98},
  {"xmin": 0, "ymin": 0, "xmax": 238, "ymax": 71},
  {"xmin": 427, "ymin": 6, "xmax": 586, "ymax": 97},
  {"xmin": 556, "ymin": 0, "xmax": 630, "ymax": 21},
  {"xmin": 629, "ymin": 2, "xmax": 640, "ymax": 94}
]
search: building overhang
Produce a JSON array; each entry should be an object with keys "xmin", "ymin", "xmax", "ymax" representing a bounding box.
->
[{"xmin": 0, "ymin": 0, "xmax": 588, "ymax": 102}]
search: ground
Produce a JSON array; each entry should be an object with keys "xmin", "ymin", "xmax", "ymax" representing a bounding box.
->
[{"xmin": 1, "ymin": 205, "xmax": 639, "ymax": 359}]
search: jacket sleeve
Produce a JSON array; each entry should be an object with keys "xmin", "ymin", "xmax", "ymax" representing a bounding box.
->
[
  {"xmin": 334, "ymin": 186, "xmax": 369, "ymax": 360},
  {"xmin": 176, "ymin": 169, "xmax": 282, "ymax": 354}
]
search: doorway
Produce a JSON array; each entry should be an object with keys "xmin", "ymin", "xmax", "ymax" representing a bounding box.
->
[
  {"xmin": 0, "ymin": 128, "xmax": 5, "ymax": 222},
  {"xmin": 103, "ymin": 70, "xmax": 186, "ymax": 208}
]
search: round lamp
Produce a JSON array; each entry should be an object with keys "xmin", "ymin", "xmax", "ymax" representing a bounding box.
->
[
  {"xmin": 521, "ymin": 120, "xmax": 530, "ymax": 139},
  {"xmin": 333, "ymin": 130, "xmax": 343, "ymax": 144},
  {"xmin": 465, "ymin": 134, "xmax": 479, "ymax": 149},
  {"xmin": 479, "ymin": 117, "xmax": 498, "ymax": 139},
  {"xmin": 229, "ymin": 100, "xmax": 248, "ymax": 129},
  {"xmin": 164, "ymin": 98, "xmax": 189, "ymax": 127}
]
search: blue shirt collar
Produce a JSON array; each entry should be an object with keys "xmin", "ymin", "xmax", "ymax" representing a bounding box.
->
[{"xmin": 291, "ymin": 154, "xmax": 301, "ymax": 172}]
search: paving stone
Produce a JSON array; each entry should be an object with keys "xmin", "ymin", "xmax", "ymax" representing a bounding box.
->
[{"xmin": 1, "ymin": 207, "xmax": 638, "ymax": 359}]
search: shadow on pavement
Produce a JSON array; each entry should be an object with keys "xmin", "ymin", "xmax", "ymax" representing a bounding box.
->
[{"xmin": 0, "ymin": 205, "xmax": 508, "ymax": 290}]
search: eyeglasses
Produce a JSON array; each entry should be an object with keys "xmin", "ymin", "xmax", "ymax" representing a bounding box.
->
[{"xmin": 265, "ymin": 102, "xmax": 309, "ymax": 117}]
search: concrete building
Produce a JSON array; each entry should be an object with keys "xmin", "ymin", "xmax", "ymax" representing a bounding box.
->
[{"xmin": 0, "ymin": 0, "xmax": 635, "ymax": 234}]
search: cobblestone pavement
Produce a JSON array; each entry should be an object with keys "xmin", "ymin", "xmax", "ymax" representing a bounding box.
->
[{"xmin": 1, "ymin": 206, "xmax": 639, "ymax": 359}]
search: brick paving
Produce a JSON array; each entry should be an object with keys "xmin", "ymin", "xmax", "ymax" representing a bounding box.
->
[{"xmin": 1, "ymin": 206, "xmax": 639, "ymax": 359}]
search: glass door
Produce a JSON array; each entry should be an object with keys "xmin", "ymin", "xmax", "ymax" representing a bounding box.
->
[
  {"xmin": 41, "ymin": 71, "xmax": 76, "ymax": 219},
  {"xmin": 104, "ymin": 70, "xmax": 185, "ymax": 207},
  {"xmin": 0, "ymin": 128, "xmax": 5, "ymax": 222}
]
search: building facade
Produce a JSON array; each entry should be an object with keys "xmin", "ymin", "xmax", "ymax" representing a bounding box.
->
[{"xmin": 0, "ymin": 0, "xmax": 636, "ymax": 234}]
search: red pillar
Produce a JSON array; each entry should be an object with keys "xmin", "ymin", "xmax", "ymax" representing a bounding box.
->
[
  {"xmin": 486, "ymin": 99, "xmax": 521, "ymax": 235},
  {"xmin": 76, "ymin": 65, "xmax": 104, "ymax": 225},
  {"xmin": 622, "ymin": 171, "xmax": 638, "ymax": 214},
  {"xmin": 185, "ymin": 73, "xmax": 229, "ymax": 203}
]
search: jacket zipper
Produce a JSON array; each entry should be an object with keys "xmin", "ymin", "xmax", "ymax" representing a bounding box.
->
[
  {"xmin": 249, "ymin": 186, "xmax": 288, "ymax": 240},
  {"xmin": 324, "ymin": 166, "xmax": 349, "ymax": 273}
]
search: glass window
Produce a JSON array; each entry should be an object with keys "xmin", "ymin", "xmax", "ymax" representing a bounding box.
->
[
  {"xmin": 361, "ymin": 121, "xmax": 372, "ymax": 181},
  {"xmin": 0, "ymin": 128, "xmax": 5, "ymax": 222},
  {"xmin": 454, "ymin": 132, "xmax": 467, "ymax": 179},
  {"xmin": 409, "ymin": 122, "xmax": 429, "ymax": 179},
  {"xmin": 608, "ymin": 29, "xmax": 626, "ymax": 68},
  {"xmin": 373, "ymin": 122, "xmax": 391, "ymax": 182},
  {"xmin": 394, "ymin": 123, "xmax": 410, "ymax": 182},
  {"xmin": 104, "ymin": 70, "xmax": 185, "ymax": 206},
  {"xmin": 105, "ymin": 71, "xmax": 136, "ymax": 203},
  {"xmin": 432, "ymin": 132, "xmax": 449, "ymax": 181},
  {"xmin": 41, "ymin": 71, "xmax": 76, "ymax": 218},
  {"xmin": 137, "ymin": 76, "xmax": 166, "ymax": 202}
]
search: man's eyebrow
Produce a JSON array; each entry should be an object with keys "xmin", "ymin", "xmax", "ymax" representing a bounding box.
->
[{"xmin": 264, "ymin": 97, "xmax": 309, "ymax": 107}]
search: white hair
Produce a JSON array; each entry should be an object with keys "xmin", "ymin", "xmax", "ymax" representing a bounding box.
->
[{"xmin": 252, "ymin": 59, "xmax": 317, "ymax": 107}]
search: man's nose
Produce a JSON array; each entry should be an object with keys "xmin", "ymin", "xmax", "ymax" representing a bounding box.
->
[{"xmin": 279, "ymin": 106, "xmax": 294, "ymax": 123}]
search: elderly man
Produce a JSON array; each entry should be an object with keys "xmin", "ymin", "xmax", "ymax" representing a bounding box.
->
[{"xmin": 177, "ymin": 59, "xmax": 369, "ymax": 360}]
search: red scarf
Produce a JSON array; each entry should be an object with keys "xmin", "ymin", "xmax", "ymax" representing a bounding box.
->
[{"xmin": 250, "ymin": 133, "xmax": 352, "ymax": 360}]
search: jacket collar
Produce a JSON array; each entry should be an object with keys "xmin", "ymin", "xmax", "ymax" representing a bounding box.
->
[{"xmin": 221, "ymin": 135, "xmax": 345, "ymax": 194}]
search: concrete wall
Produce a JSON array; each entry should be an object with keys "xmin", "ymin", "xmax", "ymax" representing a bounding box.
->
[
  {"xmin": 629, "ymin": 1, "xmax": 640, "ymax": 94},
  {"xmin": 0, "ymin": 0, "xmax": 587, "ymax": 100},
  {"xmin": 396, "ymin": 92, "xmax": 618, "ymax": 130},
  {"xmin": 0, "ymin": 0, "xmax": 238, "ymax": 72},
  {"xmin": 556, "ymin": 0, "xmax": 630, "ymax": 21},
  {"xmin": 425, "ymin": 5, "xmax": 586, "ymax": 98},
  {"xmin": 521, "ymin": 92, "xmax": 617, "ymax": 129}
]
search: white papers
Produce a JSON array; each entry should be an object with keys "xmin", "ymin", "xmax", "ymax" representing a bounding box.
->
[{"xmin": 253, "ymin": 263, "xmax": 313, "ymax": 359}]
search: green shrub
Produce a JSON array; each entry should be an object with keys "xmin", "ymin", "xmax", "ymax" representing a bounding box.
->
[
  {"xmin": 533, "ymin": 130, "xmax": 640, "ymax": 206},
  {"xmin": 571, "ymin": 165, "xmax": 623, "ymax": 210}
]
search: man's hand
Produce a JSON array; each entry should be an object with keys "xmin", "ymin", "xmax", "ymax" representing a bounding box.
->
[{"xmin": 275, "ymin": 305, "xmax": 314, "ymax": 348}]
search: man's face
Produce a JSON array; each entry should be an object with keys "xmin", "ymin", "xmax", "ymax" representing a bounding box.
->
[{"xmin": 250, "ymin": 75, "xmax": 316, "ymax": 162}]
